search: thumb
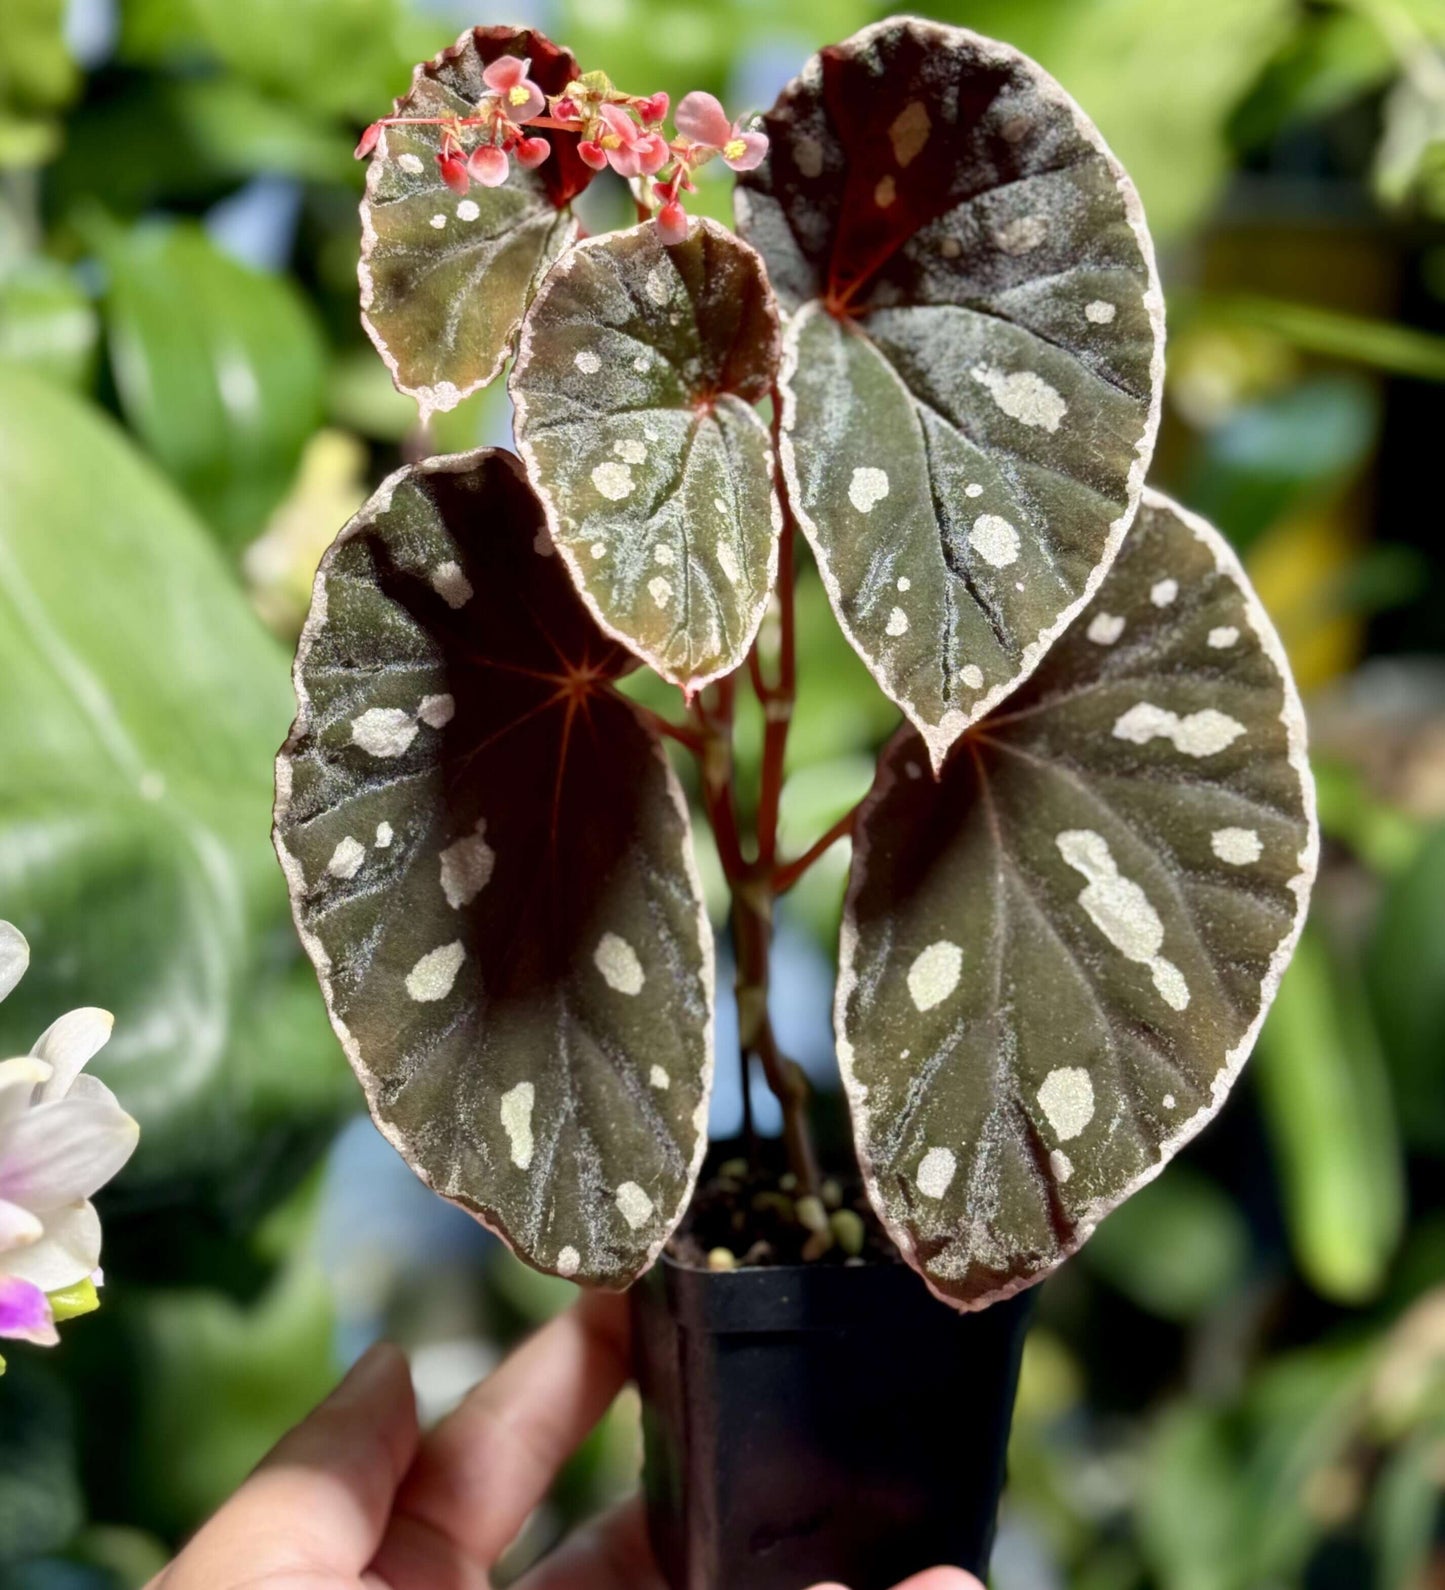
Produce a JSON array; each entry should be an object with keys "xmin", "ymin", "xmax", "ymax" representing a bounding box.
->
[{"xmin": 159, "ymin": 1341, "xmax": 419, "ymax": 1587}]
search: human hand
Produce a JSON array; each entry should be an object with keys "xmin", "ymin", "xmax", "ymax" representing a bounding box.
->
[{"xmin": 148, "ymin": 1291, "xmax": 982, "ymax": 1590}]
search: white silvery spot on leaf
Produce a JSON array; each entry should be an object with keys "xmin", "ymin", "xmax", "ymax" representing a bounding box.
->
[
  {"xmin": 886, "ymin": 607, "xmax": 909, "ymax": 637},
  {"xmin": 499, "ymin": 1081, "xmax": 535, "ymax": 1169},
  {"xmin": 969, "ymin": 514, "xmax": 1020, "ymax": 568},
  {"xmin": 1208, "ymin": 626, "xmax": 1239, "ymax": 649},
  {"xmin": 430, "ymin": 214, "xmax": 447, "ymax": 229},
  {"xmin": 1112, "ymin": 702, "xmax": 1246, "ymax": 758},
  {"xmin": 1087, "ymin": 612, "xmax": 1125, "ymax": 646},
  {"xmin": 351, "ymin": 707, "xmax": 419, "ymax": 758},
  {"xmin": 715, "ymin": 540, "xmax": 740, "ymax": 585},
  {"xmin": 594, "ymin": 933, "xmax": 644, "ymax": 995},
  {"xmin": 906, "ymin": 940, "xmax": 963, "ymax": 1012},
  {"xmin": 1150, "ymin": 578, "xmax": 1178, "ymax": 607},
  {"xmin": 374, "ymin": 822, "xmax": 394, "ymax": 848},
  {"xmin": 888, "ymin": 100, "xmax": 931, "ymax": 166},
  {"xmin": 991, "ymin": 214, "xmax": 1048, "ymax": 254},
  {"xmin": 418, "ymin": 693, "xmax": 454, "ymax": 729},
  {"xmin": 897, "ymin": 576, "xmax": 911, "ymax": 592},
  {"xmin": 574, "ymin": 350, "xmax": 601, "ymax": 375},
  {"xmin": 960, "ymin": 664, "xmax": 984, "ymax": 689},
  {"xmin": 1037, "ymin": 1067, "xmax": 1096, "ymax": 1141},
  {"xmin": 327, "ymin": 836, "xmax": 366, "ymax": 879},
  {"xmin": 430, "ymin": 561, "xmax": 473, "ymax": 608},
  {"xmin": 1211, "ymin": 827, "xmax": 1262, "ymax": 865},
  {"xmin": 457, "ymin": 200, "xmax": 480, "ymax": 222},
  {"xmin": 557, "ymin": 1246, "xmax": 581, "ymax": 1277},
  {"xmin": 613, "ymin": 438, "xmax": 647, "ymax": 464},
  {"xmin": 644, "ymin": 267, "xmax": 669, "ymax": 306},
  {"xmin": 1163, "ymin": 1094, "xmax": 1176, "ymax": 1110},
  {"xmin": 0, "ymin": 921, "xmax": 138, "ymax": 1348},
  {"xmin": 1056, "ymin": 830, "xmax": 1190, "ymax": 1010},
  {"xmin": 653, "ymin": 545, "xmax": 675, "ymax": 566},
  {"xmin": 1050, "ymin": 1149, "xmax": 1074, "ymax": 1182},
  {"xmin": 648, "ymin": 576, "xmax": 673, "ymax": 608},
  {"xmin": 591, "ymin": 461, "xmax": 635, "ymax": 501},
  {"xmin": 649, "ymin": 1065, "xmax": 670, "ymax": 1089},
  {"xmin": 793, "ymin": 133, "xmax": 824, "ymax": 177},
  {"xmin": 615, "ymin": 1181, "xmax": 654, "ymax": 1229},
  {"xmin": 874, "ymin": 175, "xmax": 897, "ymax": 208},
  {"xmin": 439, "ymin": 820, "xmax": 495, "ymax": 908},
  {"xmin": 848, "ymin": 467, "xmax": 890, "ymax": 513},
  {"xmin": 1084, "ymin": 300, "xmax": 1116, "ymax": 324},
  {"xmin": 916, "ymin": 1147, "xmax": 957, "ymax": 1199},
  {"xmin": 398, "ymin": 153, "xmax": 424, "ymax": 175},
  {"xmin": 404, "ymin": 941, "xmax": 465, "ymax": 1003},
  {"xmin": 590, "ymin": 543, "xmax": 606, "ymax": 559},
  {"xmin": 632, "ymin": 355, "xmax": 648, "ymax": 372},
  {"xmin": 964, "ymin": 482, "xmax": 983, "ymax": 498},
  {"xmin": 970, "ymin": 364, "xmax": 1067, "ymax": 432}
]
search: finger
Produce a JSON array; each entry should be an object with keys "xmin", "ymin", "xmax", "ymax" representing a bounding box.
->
[
  {"xmin": 806, "ymin": 1572, "xmax": 983, "ymax": 1590},
  {"xmin": 515, "ymin": 1495, "xmax": 668, "ymax": 1590},
  {"xmin": 378, "ymin": 1290, "xmax": 632, "ymax": 1575},
  {"xmin": 164, "ymin": 1342, "xmax": 418, "ymax": 1586}
]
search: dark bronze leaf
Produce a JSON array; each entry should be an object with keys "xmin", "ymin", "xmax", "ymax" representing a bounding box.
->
[
  {"xmin": 837, "ymin": 491, "xmax": 1316, "ymax": 1309},
  {"xmin": 737, "ymin": 17, "xmax": 1164, "ymax": 767},
  {"xmin": 275, "ymin": 450, "xmax": 713, "ymax": 1285},
  {"xmin": 511, "ymin": 219, "xmax": 782, "ymax": 691},
  {"xmin": 360, "ymin": 27, "xmax": 591, "ymax": 419}
]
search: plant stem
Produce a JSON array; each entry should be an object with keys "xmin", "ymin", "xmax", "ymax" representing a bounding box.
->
[{"xmin": 773, "ymin": 806, "xmax": 858, "ymax": 894}]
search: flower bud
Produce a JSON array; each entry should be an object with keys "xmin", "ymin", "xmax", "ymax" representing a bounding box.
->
[
  {"xmin": 468, "ymin": 145, "xmax": 510, "ymax": 188},
  {"xmin": 640, "ymin": 91, "xmax": 670, "ymax": 124},
  {"xmin": 354, "ymin": 121, "xmax": 383, "ymax": 159},
  {"xmin": 516, "ymin": 136, "xmax": 551, "ymax": 169},
  {"xmin": 656, "ymin": 200, "xmax": 689, "ymax": 245},
  {"xmin": 578, "ymin": 140, "xmax": 608, "ymax": 171},
  {"xmin": 436, "ymin": 151, "xmax": 470, "ymax": 195}
]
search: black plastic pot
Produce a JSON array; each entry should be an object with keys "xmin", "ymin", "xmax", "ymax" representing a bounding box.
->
[{"xmin": 631, "ymin": 1251, "xmax": 1034, "ymax": 1590}]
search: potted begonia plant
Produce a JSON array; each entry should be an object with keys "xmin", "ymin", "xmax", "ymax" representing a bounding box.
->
[{"xmin": 274, "ymin": 17, "xmax": 1317, "ymax": 1589}]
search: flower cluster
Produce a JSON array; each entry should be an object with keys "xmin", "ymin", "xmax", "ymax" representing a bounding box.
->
[
  {"xmin": 0, "ymin": 921, "xmax": 138, "ymax": 1366},
  {"xmin": 356, "ymin": 59, "xmax": 769, "ymax": 245}
]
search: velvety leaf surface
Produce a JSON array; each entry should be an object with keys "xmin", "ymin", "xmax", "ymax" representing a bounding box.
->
[
  {"xmin": 512, "ymin": 219, "xmax": 782, "ymax": 690},
  {"xmin": 737, "ymin": 17, "xmax": 1164, "ymax": 767},
  {"xmin": 360, "ymin": 27, "xmax": 589, "ymax": 420},
  {"xmin": 275, "ymin": 450, "xmax": 714, "ymax": 1284},
  {"xmin": 837, "ymin": 491, "xmax": 1316, "ymax": 1310}
]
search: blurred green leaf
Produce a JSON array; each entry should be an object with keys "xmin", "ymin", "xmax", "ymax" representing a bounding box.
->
[
  {"xmin": 1370, "ymin": 1421, "xmax": 1445, "ymax": 1590},
  {"xmin": 95, "ymin": 221, "xmax": 327, "ymax": 550},
  {"xmin": 1137, "ymin": 1405, "xmax": 1241, "ymax": 1590},
  {"xmin": 50, "ymin": 75, "xmax": 357, "ymax": 219},
  {"xmin": 0, "ymin": 1358, "xmax": 83, "ymax": 1564},
  {"xmin": 1203, "ymin": 293, "xmax": 1445, "ymax": 382},
  {"xmin": 1082, "ymin": 1167, "xmax": 1252, "ymax": 1323},
  {"xmin": 0, "ymin": 365, "xmax": 349, "ymax": 1217},
  {"xmin": 0, "ymin": 262, "xmax": 98, "ymax": 391},
  {"xmin": 935, "ymin": 0, "xmax": 1294, "ymax": 237},
  {"xmin": 1313, "ymin": 758, "xmax": 1426, "ymax": 878},
  {"xmin": 1181, "ymin": 375, "xmax": 1379, "ymax": 551},
  {"xmin": 0, "ymin": 0, "xmax": 77, "ymax": 171},
  {"xmin": 1254, "ymin": 924, "xmax": 1405, "ymax": 1304},
  {"xmin": 1366, "ymin": 822, "xmax": 1445, "ymax": 1153}
]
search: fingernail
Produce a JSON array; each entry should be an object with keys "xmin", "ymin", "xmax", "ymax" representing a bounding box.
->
[{"xmin": 333, "ymin": 1341, "xmax": 403, "ymax": 1404}]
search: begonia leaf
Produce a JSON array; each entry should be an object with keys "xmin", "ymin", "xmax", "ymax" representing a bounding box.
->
[
  {"xmin": 275, "ymin": 450, "xmax": 714, "ymax": 1285},
  {"xmin": 737, "ymin": 17, "xmax": 1164, "ymax": 767},
  {"xmin": 837, "ymin": 491, "xmax": 1316, "ymax": 1309},
  {"xmin": 512, "ymin": 219, "xmax": 783, "ymax": 690},
  {"xmin": 360, "ymin": 26, "xmax": 591, "ymax": 419}
]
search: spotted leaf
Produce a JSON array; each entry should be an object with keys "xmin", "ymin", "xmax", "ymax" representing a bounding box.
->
[
  {"xmin": 274, "ymin": 450, "xmax": 713, "ymax": 1286},
  {"xmin": 511, "ymin": 219, "xmax": 782, "ymax": 691},
  {"xmin": 837, "ymin": 491, "xmax": 1316, "ymax": 1310},
  {"xmin": 737, "ymin": 17, "xmax": 1164, "ymax": 768},
  {"xmin": 360, "ymin": 27, "xmax": 592, "ymax": 421}
]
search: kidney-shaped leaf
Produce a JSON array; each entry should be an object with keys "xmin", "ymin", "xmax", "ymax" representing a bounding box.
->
[
  {"xmin": 360, "ymin": 26, "xmax": 592, "ymax": 420},
  {"xmin": 837, "ymin": 490, "xmax": 1316, "ymax": 1310},
  {"xmin": 737, "ymin": 17, "xmax": 1164, "ymax": 768},
  {"xmin": 511, "ymin": 219, "xmax": 782, "ymax": 691},
  {"xmin": 275, "ymin": 450, "xmax": 713, "ymax": 1285}
]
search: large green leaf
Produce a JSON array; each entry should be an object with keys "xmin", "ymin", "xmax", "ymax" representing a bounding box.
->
[
  {"xmin": 360, "ymin": 27, "xmax": 591, "ymax": 419},
  {"xmin": 98, "ymin": 221, "xmax": 327, "ymax": 550},
  {"xmin": 837, "ymin": 491, "xmax": 1315, "ymax": 1310},
  {"xmin": 0, "ymin": 366, "xmax": 347, "ymax": 1211},
  {"xmin": 512, "ymin": 220, "xmax": 782, "ymax": 690},
  {"xmin": 737, "ymin": 17, "xmax": 1163, "ymax": 769},
  {"xmin": 276, "ymin": 450, "xmax": 714, "ymax": 1285}
]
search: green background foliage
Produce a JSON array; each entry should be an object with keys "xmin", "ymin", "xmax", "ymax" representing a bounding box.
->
[{"xmin": 0, "ymin": 0, "xmax": 1442, "ymax": 1585}]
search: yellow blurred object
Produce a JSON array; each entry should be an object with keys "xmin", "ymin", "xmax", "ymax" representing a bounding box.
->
[
  {"xmin": 1168, "ymin": 322, "xmax": 1300, "ymax": 430},
  {"xmin": 48, "ymin": 1277, "xmax": 100, "ymax": 1323},
  {"xmin": 1246, "ymin": 504, "xmax": 1363, "ymax": 692},
  {"xmin": 244, "ymin": 428, "xmax": 370, "ymax": 638}
]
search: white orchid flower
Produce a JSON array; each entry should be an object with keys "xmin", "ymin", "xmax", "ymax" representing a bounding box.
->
[{"xmin": 0, "ymin": 920, "xmax": 138, "ymax": 1352}]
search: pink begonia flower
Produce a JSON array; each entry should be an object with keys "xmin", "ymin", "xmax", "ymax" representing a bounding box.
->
[
  {"xmin": 481, "ymin": 55, "xmax": 546, "ymax": 124},
  {"xmin": 596, "ymin": 104, "xmax": 669, "ymax": 178},
  {"xmin": 0, "ymin": 921, "xmax": 138, "ymax": 1351},
  {"xmin": 674, "ymin": 91, "xmax": 768, "ymax": 171},
  {"xmin": 467, "ymin": 144, "xmax": 510, "ymax": 188},
  {"xmin": 516, "ymin": 136, "xmax": 551, "ymax": 170}
]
